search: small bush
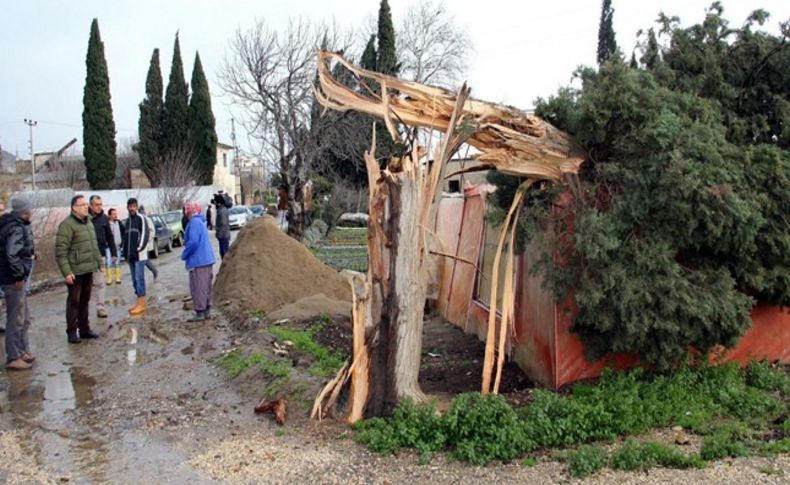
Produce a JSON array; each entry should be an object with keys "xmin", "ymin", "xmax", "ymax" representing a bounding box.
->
[
  {"xmin": 444, "ymin": 393, "xmax": 533, "ymax": 464},
  {"xmin": 610, "ymin": 439, "xmax": 705, "ymax": 471},
  {"xmin": 567, "ymin": 445, "xmax": 607, "ymax": 479},
  {"xmin": 700, "ymin": 431, "xmax": 749, "ymax": 460},
  {"xmin": 354, "ymin": 400, "xmax": 445, "ymax": 457},
  {"xmin": 745, "ymin": 361, "xmax": 790, "ymax": 395}
]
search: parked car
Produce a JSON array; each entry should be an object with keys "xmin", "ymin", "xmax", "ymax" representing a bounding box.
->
[
  {"xmin": 249, "ymin": 205, "xmax": 265, "ymax": 218},
  {"xmin": 148, "ymin": 214, "xmax": 173, "ymax": 258},
  {"xmin": 228, "ymin": 206, "xmax": 253, "ymax": 229},
  {"xmin": 160, "ymin": 211, "xmax": 185, "ymax": 246}
]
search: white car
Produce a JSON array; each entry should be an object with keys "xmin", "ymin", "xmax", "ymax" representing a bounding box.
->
[{"xmin": 228, "ymin": 206, "xmax": 253, "ymax": 229}]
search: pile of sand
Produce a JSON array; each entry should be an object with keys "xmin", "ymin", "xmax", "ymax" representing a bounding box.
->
[{"xmin": 214, "ymin": 216, "xmax": 351, "ymax": 319}]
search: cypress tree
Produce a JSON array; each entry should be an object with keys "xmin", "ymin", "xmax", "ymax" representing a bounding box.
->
[
  {"xmin": 82, "ymin": 18, "xmax": 117, "ymax": 189},
  {"xmin": 596, "ymin": 0, "xmax": 617, "ymax": 64},
  {"xmin": 641, "ymin": 28, "xmax": 661, "ymax": 69},
  {"xmin": 361, "ymin": 34, "xmax": 377, "ymax": 71},
  {"xmin": 161, "ymin": 33, "xmax": 189, "ymax": 160},
  {"xmin": 137, "ymin": 48, "xmax": 163, "ymax": 186},
  {"xmin": 629, "ymin": 51, "xmax": 638, "ymax": 69},
  {"xmin": 376, "ymin": 0, "xmax": 398, "ymax": 75},
  {"xmin": 187, "ymin": 52, "xmax": 218, "ymax": 185}
]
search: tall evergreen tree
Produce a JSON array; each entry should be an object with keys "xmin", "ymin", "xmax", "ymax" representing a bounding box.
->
[
  {"xmin": 596, "ymin": 0, "xmax": 617, "ymax": 64},
  {"xmin": 629, "ymin": 51, "xmax": 638, "ymax": 69},
  {"xmin": 161, "ymin": 33, "xmax": 189, "ymax": 159},
  {"xmin": 82, "ymin": 18, "xmax": 117, "ymax": 189},
  {"xmin": 641, "ymin": 28, "xmax": 661, "ymax": 70},
  {"xmin": 376, "ymin": 0, "xmax": 398, "ymax": 75},
  {"xmin": 187, "ymin": 52, "xmax": 218, "ymax": 185},
  {"xmin": 137, "ymin": 48, "xmax": 164, "ymax": 186},
  {"xmin": 361, "ymin": 34, "xmax": 377, "ymax": 71}
]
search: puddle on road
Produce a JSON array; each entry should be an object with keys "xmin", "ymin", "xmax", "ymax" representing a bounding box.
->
[{"xmin": 128, "ymin": 327, "xmax": 138, "ymax": 365}]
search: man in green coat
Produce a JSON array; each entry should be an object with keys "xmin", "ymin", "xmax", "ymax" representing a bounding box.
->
[{"xmin": 55, "ymin": 195, "xmax": 104, "ymax": 344}]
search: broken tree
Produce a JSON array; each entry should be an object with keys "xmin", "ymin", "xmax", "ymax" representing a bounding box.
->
[{"xmin": 313, "ymin": 51, "xmax": 583, "ymax": 420}]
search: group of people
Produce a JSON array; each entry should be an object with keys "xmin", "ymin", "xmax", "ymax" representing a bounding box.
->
[{"xmin": 1, "ymin": 193, "xmax": 221, "ymax": 371}]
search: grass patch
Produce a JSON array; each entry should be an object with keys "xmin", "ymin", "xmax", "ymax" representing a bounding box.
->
[
  {"xmin": 353, "ymin": 362, "xmax": 788, "ymax": 472},
  {"xmin": 567, "ymin": 445, "xmax": 607, "ymax": 479},
  {"xmin": 270, "ymin": 324, "xmax": 345, "ymax": 377},
  {"xmin": 215, "ymin": 350, "xmax": 291, "ymax": 379},
  {"xmin": 323, "ymin": 227, "xmax": 368, "ymax": 246}
]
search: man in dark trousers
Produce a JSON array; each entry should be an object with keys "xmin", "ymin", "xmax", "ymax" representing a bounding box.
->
[
  {"xmin": 121, "ymin": 198, "xmax": 150, "ymax": 316},
  {"xmin": 0, "ymin": 196, "xmax": 36, "ymax": 369},
  {"xmin": 89, "ymin": 195, "xmax": 116, "ymax": 319},
  {"xmin": 214, "ymin": 192, "xmax": 231, "ymax": 258},
  {"xmin": 55, "ymin": 195, "xmax": 103, "ymax": 344}
]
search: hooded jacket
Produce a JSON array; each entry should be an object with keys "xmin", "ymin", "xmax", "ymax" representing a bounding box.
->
[
  {"xmin": 181, "ymin": 214, "xmax": 216, "ymax": 270},
  {"xmin": 90, "ymin": 209, "xmax": 117, "ymax": 258},
  {"xmin": 0, "ymin": 212, "xmax": 34, "ymax": 285},
  {"xmin": 55, "ymin": 212, "xmax": 104, "ymax": 277}
]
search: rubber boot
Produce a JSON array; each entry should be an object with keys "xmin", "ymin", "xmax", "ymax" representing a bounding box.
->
[
  {"xmin": 115, "ymin": 266, "xmax": 122, "ymax": 284},
  {"xmin": 129, "ymin": 297, "xmax": 146, "ymax": 315},
  {"xmin": 107, "ymin": 269, "xmax": 113, "ymax": 285}
]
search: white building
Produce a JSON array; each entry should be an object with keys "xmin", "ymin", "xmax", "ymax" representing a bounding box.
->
[{"xmin": 213, "ymin": 142, "xmax": 240, "ymax": 202}]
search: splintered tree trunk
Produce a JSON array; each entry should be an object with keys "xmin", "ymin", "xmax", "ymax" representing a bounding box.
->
[{"xmin": 365, "ymin": 159, "xmax": 427, "ymax": 416}]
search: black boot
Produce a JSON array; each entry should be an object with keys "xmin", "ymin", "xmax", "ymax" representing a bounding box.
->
[
  {"xmin": 67, "ymin": 334, "xmax": 81, "ymax": 344},
  {"xmin": 80, "ymin": 329, "xmax": 99, "ymax": 339}
]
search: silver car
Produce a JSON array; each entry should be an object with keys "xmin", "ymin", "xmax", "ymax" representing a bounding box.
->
[{"xmin": 228, "ymin": 206, "xmax": 253, "ymax": 229}]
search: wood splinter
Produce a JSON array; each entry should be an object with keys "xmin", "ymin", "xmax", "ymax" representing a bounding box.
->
[{"xmin": 255, "ymin": 398, "xmax": 287, "ymax": 425}]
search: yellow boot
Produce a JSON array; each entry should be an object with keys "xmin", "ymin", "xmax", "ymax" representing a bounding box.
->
[
  {"xmin": 129, "ymin": 297, "xmax": 146, "ymax": 316},
  {"xmin": 115, "ymin": 266, "xmax": 122, "ymax": 284},
  {"xmin": 107, "ymin": 269, "xmax": 113, "ymax": 285}
]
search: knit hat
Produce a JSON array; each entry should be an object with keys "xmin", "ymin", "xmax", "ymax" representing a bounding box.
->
[
  {"xmin": 184, "ymin": 201, "xmax": 202, "ymax": 219},
  {"xmin": 11, "ymin": 196, "xmax": 32, "ymax": 214}
]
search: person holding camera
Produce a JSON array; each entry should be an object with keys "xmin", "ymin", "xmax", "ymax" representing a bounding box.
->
[{"xmin": 214, "ymin": 191, "xmax": 231, "ymax": 259}]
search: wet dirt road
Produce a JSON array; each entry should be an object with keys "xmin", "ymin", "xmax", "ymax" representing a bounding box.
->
[{"xmin": 0, "ymin": 235, "xmax": 265, "ymax": 484}]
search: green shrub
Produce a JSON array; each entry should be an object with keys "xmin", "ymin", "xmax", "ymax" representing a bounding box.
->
[
  {"xmin": 610, "ymin": 439, "xmax": 705, "ymax": 470},
  {"xmin": 745, "ymin": 361, "xmax": 790, "ymax": 395},
  {"xmin": 353, "ymin": 364, "xmax": 787, "ymax": 466},
  {"xmin": 354, "ymin": 400, "xmax": 445, "ymax": 457},
  {"xmin": 444, "ymin": 393, "xmax": 533, "ymax": 464},
  {"xmin": 700, "ymin": 431, "xmax": 749, "ymax": 460},
  {"xmin": 567, "ymin": 445, "xmax": 607, "ymax": 479}
]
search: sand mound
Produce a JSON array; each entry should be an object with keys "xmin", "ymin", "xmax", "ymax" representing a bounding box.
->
[
  {"xmin": 267, "ymin": 293, "xmax": 352, "ymax": 321},
  {"xmin": 214, "ymin": 216, "xmax": 351, "ymax": 317}
]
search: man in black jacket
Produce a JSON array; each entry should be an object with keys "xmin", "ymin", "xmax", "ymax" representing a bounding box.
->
[
  {"xmin": 0, "ymin": 196, "xmax": 35, "ymax": 370},
  {"xmin": 89, "ymin": 195, "xmax": 116, "ymax": 319}
]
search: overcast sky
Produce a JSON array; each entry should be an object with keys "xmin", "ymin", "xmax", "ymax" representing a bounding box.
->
[{"xmin": 1, "ymin": 0, "xmax": 788, "ymax": 158}]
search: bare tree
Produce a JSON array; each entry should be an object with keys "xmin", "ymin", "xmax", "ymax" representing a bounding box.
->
[
  {"xmin": 116, "ymin": 136, "xmax": 140, "ymax": 188},
  {"xmin": 219, "ymin": 19, "xmax": 354, "ymax": 240},
  {"xmin": 398, "ymin": 0, "xmax": 473, "ymax": 88},
  {"xmin": 156, "ymin": 145, "xmax": 200, "ymax": 211}
]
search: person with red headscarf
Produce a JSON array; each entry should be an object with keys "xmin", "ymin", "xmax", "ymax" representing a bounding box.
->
[{"xmin": 180, "ymin": 202, "xmax": 216, "ymax": 322}]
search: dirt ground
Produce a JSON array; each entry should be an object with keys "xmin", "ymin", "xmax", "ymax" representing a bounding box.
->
[{"xmin": 0, "ymin": 231, "xmax": 787, "ymax": 484}]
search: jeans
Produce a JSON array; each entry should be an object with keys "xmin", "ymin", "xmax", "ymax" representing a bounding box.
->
[
  {"xmin": 218, "ymin": 237, "xmax": 230, "ymax": 259},
  {"xmin": 105, "ymin": 248, "xmax": 119, "ymax": 268},
  {"xmin": 129, "ymin": 261, "xmax": 146, "ymax": 297},
  {"xmin": 3, "ymin": 284, "xmax": 30, "ymax": 362}
]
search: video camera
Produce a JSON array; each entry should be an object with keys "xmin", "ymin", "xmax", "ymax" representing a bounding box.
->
[{"xmin": 213, "ymin": 191, "xmax": 233, "ymax": 209}]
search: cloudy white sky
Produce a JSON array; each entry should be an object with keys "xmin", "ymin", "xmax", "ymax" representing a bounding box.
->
[{"xmin": 1, "ymin": 0, "xmax": 788, "ymax": 158}]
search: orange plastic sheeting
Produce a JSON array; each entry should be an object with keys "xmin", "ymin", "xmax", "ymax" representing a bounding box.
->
[{"xmin": 719, "ymin": 304, "xmax": 789, "ymax": 364}]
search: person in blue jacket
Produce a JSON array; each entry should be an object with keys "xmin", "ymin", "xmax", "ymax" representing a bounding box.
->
[{"xmin": 180, "ymin": 201, "xmax": 216, "ymax": 322}]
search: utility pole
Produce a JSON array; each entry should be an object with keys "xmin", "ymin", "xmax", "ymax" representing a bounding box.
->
[
  {"xmin": 23, "ymin": 118, "xmax": 37, "ymax": 191},
  {"xmin": 230, "ymin": 117, "xmax": 243, "ymax": 203}
]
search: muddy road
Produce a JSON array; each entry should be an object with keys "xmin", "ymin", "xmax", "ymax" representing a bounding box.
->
[{"xmin": 1, "ymin": 234, "xmax": 786, "ymax": 484}]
